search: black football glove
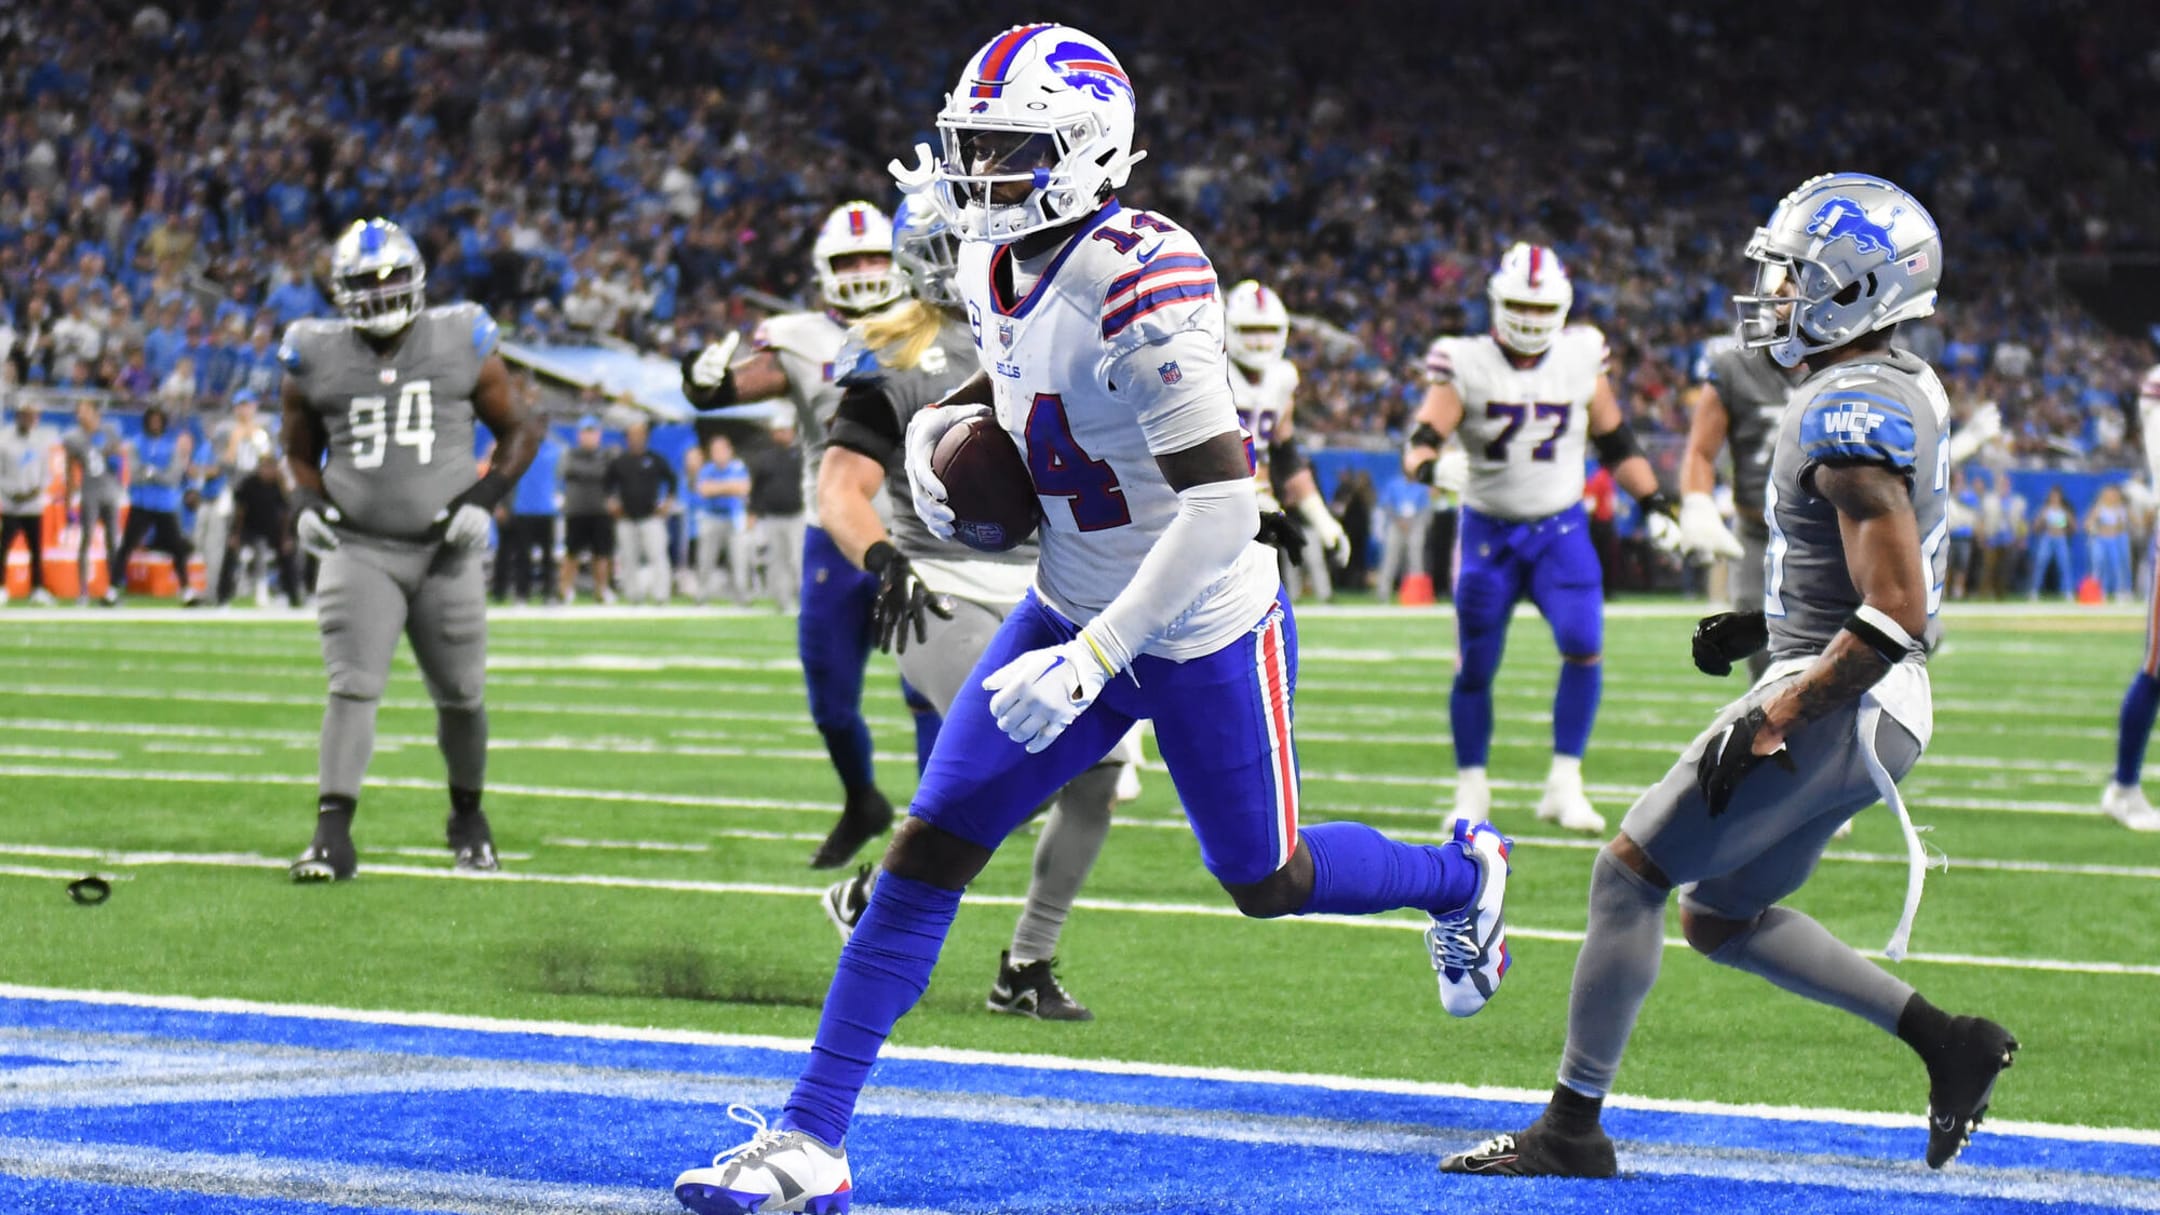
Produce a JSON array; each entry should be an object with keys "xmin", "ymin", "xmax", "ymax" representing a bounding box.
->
[
  {"xmin": 1695, "ymin": 704, "xmax": 1795, "ymax": 818},
  {"xmin": 865, "ymin": 541, "xmax": 952, "ymax": 655},
  {"xmin": 1691, "ymin": 609, "xmax": 1769, "ymax": 677},
  {"xmin": 1255, "ymin": 510, "xmax": 1308, "ymax": 566}
]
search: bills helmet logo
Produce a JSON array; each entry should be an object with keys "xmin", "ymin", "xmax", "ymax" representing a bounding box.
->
[
  {"xmin": 1044, "ymin": 40, "xmax": 1133, "ymax": 103},
  {"xmin": 1157, "ymin": 361, "xmax": 1182, "ymax": 385},
  {"xmin": 1804, "ymin": 197, "xmax": 1903, "ymax": 257}
]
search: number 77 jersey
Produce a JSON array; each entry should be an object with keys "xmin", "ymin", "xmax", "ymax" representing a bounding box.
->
[
  {"xmin": 1423, "ymin": 326, "xmax": 1609, "ymax": 521},
  {"xmin": 279, "ymin": 302, "xmax": 497, "ymax": 540},
  {"xmin": 954, "ymin": 201, "xmax": 1278, "ymax": 660}
]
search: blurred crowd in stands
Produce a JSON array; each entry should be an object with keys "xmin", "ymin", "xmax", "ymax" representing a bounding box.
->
[{"xmin": 1, "ymin": 0, "xmax": 2159, "ymax": 606}]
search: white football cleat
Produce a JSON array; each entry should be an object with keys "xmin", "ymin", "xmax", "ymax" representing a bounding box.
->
[
  {"xmin": 2102, "ymin": 783, "xmax": 2160, "ymax": 832},
  {"xmin": 1428, "ymin": 820, "xmax": 1512, "ymax": 1017},
  {"xmin": 675, "ymin": 1106, "xmax": 852, "ymax": 1214},
  {"xmin": 1536, "ymin": 759, "xmax": 1606, "ymax": 834},
  {"xmin": 1446, "ymin": 767, "xmax": 1491, "ymax": 835},
  {"xmin": 1830, "ymin": 817, "xmax": 1855, "ymax": 840}
]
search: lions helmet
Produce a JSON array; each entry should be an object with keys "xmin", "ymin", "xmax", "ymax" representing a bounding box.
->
[
  {"xmin": 812, "ymin": 201, "xmax": 903, "ymax": 314},
  {"xmin": 1224, "ymin": 280, "xmax": 1290, "ymax": 370},
  {"xmin": 892, "ymin": 196, "xmax": 961, "ymax": 309},
  {"xmin": 1734, "ymin": 172, "xmax": 1941, "ymax": 368},
  {"xmin": 933, "ymin": 24, "xmax": 1146, "ymax": 245},
  {"xmin": 330, "ymin": 218, "xmax": 426, "ymax": 337},
  {"xmin": 1487, "ymin": 242, "xmax": 1572, "ymax": 357}
]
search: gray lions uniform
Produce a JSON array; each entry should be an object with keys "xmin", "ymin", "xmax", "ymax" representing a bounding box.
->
[
  {"xmin": 828, "ymin": 313, "xmax": 1119, "ymax": 966},
  {"xmin": 829, "ymin": 317, "xmax": 1032, "ymax": 709},
  {"xmin": 1624, "ymin": 347, "xmax": 1948, "ymax": 921},
  {"xmin": 1696, "ymin": 336, "xmax": 1803, "ymax": 623},
  {"xmin": 279, "ymin": 302, "xmax": 500, "ymax": 800}
]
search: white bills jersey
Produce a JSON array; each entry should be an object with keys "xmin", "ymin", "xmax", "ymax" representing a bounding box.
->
[
  {"xmin": 751, "ymin": 310, "xmax": 848, "ymax": 527},
  {"xmin": 2142, "ymin": 364, "xmax": 2160, "ymax": 485},
  {"xmin": 1230, "ymin": 359, "xmax": 1299, "ymax": 504},
  {"xmin": 954, "ymin": 202, "xmax": 1278, "ymax": 660},
  {"xmin": 1424, "ymin": 325, "xmax": 1609, "ymax": 521}
]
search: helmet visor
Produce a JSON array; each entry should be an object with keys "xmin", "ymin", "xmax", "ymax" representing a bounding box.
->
[{"xmin": 941, "ymin": 125, "xmax": 1061, "ymax": 207}]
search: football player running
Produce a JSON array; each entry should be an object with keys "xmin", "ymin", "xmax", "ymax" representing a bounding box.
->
[
  {"xmin": 1442, "ymin": 173, "xmax": 2016, "ymax": 1180},
  {"xmin": 1226, "ymin": 278, "xmax": 1346, "ymax": 599},
  {"xmin": 813, "ymin": 197, "xmax": 1123, "ymax": 1021},
  {"xmin": 1405, "ymin": 243, "xmax": 1683, "ymax": 836},
  {"xmin": 2100, "ymin": 358, "xmax": 2160, "ymax": 830},
  {"xmin": 282, "ymin": 219, "xmax": 541, "ymax": 880},
  {"xmin": 672, "ymin": 25, "xmax": 1512, "ymax": 1214},
  {"xmin": 681, "ymin": 202, "xmax": 939, "ymax": 870}
]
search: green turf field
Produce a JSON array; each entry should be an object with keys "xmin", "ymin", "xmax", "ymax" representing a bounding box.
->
[{"xmin": 3, "ymin": 603, "xmax": 2155, "ymax": 1131}]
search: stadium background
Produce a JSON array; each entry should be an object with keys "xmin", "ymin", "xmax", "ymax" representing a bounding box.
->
[{"xmin": 5, "ymin": 2, "xmax": 2160, "ymax": 1213}]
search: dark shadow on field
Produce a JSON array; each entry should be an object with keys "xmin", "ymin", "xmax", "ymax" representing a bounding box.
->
[{"xmin": 524, "ymin": 938, "xmax": 823, "ymax": 1008}]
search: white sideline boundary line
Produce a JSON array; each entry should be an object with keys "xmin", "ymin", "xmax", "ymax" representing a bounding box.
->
[
  {"xmin": 0, "ymin": 840, "xmax": 2153, "ymax": 980},
  {"xmin": 0, "ymin": 981, "xmax": 2151, "ymax": 1149}
]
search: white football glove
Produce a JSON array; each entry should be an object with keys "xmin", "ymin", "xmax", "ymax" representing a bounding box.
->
[
  {"xmin": 1296, "ymin": 494, "xmax": 1349, "ymax": 561},
  {"xmin": 1677, "ymin": 492, "xmax": 1744, "ymax": 561},
  {"xmin": 295, "ymin": 503, "xmax": 341, "ymax": 557},
  {"xmin": 904, "ymin": 403, "xmax": 989, "ymax": 542},
  {"xmin": 1948, "ymin": 401, "xmax": 2001, "ymax": 464},
  {"xmin": 1642, "ymin": 494, "xmax": 1686, "ymax": 554},
  {"xmin": 689, "ymin": 331, "xmax": 741, "ymax": 391},
  {"xmin": 440, "ymin": 501, "xmax": 494, "ymax": 550},
  {"xmin": 982, "ymin": 635, "xmax": 1114, "ymax": 754},
  {"xmin": 1433, "ymin": 445, "xmax": 1469, "ymax": 496}
]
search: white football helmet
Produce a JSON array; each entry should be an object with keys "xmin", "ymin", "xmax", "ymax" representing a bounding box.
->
[
  {"xmin": 1487, "ymin": 242, "xmax": 1572, "ymax": 356},
  {"xmin": 932, "ymin": 24, "xmax": 1147, "ymax": 245},
  {"xmin": 329, "ymin": 218, "xmax": 426, "ymax": 337},
  {"xmin": 812, "ymin": 201, "xmax": 902, "ymax": 313},
  {"xmin": 1733, "ymin": 172, "xmax": 1942, "ymax": 368},
  {"xmin": 1225, "ymin": 279, "xmax": 1289, "ymax": 370}
]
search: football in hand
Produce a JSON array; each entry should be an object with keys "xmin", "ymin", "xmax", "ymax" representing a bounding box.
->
[{"xmin": 930, "ymin": 413, "xmax": 1040, "ymax": 553}]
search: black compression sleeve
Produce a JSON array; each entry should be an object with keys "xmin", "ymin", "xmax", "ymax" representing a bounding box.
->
[
  {"xmin": 827, "ymin": 385, "xmax": 904, "ymax": 464},
  {"xmin": 1592, "ymin": 424, "xmax": 1646, "ymax": 468},
  {"xmin": 1267, "ymin": 434, "xmax": 1307, "ymax": 481}
]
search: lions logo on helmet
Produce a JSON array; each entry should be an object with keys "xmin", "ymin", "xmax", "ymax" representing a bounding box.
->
[
  {"xmin": 812, "ymin": 202, "xmax": 903, "ymax": 314},
  {"xmin": 931, "ymin": 23, "xmax": 1148, "ymax": 245},
  {"xmin": 891, "ymin": 197, "xmax": 962, "ymax": 309},
  {"xmin": 1224, "ymin": 280, "xmax": 1290, "ymax": 371},
  {"xmin": 330, "ymin": 218, "xmax": 426, "ymax": 338},
  {"xmin": 1487, "ymin": 242, "xmax": 1572, "ymax": 358},
  {"xmin": 1733, "ymin": 172, "xmax": 1941, "ymax": 368}
]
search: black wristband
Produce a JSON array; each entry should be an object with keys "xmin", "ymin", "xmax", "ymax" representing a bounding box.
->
[
  {"xmin": 1412, "ymin": 458, "xmax": 1437, "ymax": 486},
  {"xmin": 1841, "ymin": 611, "xmax": 1910, "ymax": 666},
  {"xmin": 460, "ymin": 470, "xmax": 516, "ymax": 512},
  {"xmin": 681, "ymin": 351, "xmax": 737, "ymax": 409},
  {"xmin": 1640, "ymin": 490, "xmax": 1678, "ymax": 519},
  {"xmin": 1410, "ymin": 422, "xmax": 1442, "ymax": 449},
  {"xmin": 862, "ymin": 539, "xmax": 900, "ymax": 576}
]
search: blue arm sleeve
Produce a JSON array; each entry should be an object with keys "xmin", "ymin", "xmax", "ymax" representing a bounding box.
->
[{"xmin": 1798, "ymin": 390, "xmax": 1919, "ymax": 470}]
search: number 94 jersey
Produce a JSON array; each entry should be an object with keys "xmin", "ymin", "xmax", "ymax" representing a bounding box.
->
[
  {"xmin": 954, "ymin": 202, "xmax": 1278, "ymax": 660},
  {"xmin": 279, "ymin": 303, "xmax": 496, "ymax": 540},
  {"xmin": 1423, "ymin": 326, "xmax": 1607, "ymax": 522}
]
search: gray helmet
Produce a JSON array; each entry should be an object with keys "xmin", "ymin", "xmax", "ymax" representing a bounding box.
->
[
  {"xmin": 891, "ymin": 195, "xmax": 962, "ymax": 309},
  {"xmin": 1733, "ymin": 173, "xmax": 1941, "ymax": 368},
  {"xmin": 329, "ymin": 218, "xmax": 427, "ymax": 337}
]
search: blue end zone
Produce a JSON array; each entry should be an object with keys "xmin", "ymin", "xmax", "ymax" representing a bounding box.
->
[{"xmin": 0, "ymin": 993, "xmax": 2151, "ymax": 1215}]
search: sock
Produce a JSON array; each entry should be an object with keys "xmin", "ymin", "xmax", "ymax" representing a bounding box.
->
[
  {"xmin": 1295, "ymin": 821, "xmax": 1480, "ymax": 918},
  {"xmin": 1010, "ymin": 763, "xmax": 1118, "ymax": 962},
  {"xmin": 1450, "ymin": 679, "xmax": 1494, "ymax": 768},
  {"xmin": 781, "ymin": 872, "xmax": 961, "ymax": 1146},
  {"xmin": 1706, "ymin": 905, "xmax": 1916, "ymax": 1034},
  {"xmin": 1895, "ymin": 991, "xmax": 1956, "ymax": 1065},
  {"xmin": 819, "ymin": 721, "xmax": 877, "ymax": 799},
  {"xmin": 320, "ymin": 694, "xmax": 380, "ymax": 798},
  {"xmin": 911, "ymin": 709, "xmax": 940, "ymax": 776},
  {"xmin": 1552, "ymin": 660, "xmax": 1602, "ymax": 758},
  {"xmin": 315, "ymin": 794, "xmax": 356, "ymax": 836},
  {"xmin": 450, "ymin": 786, "xmax": 482, "ymax": 817},
  {"xmin": 1544, "ymin": 1083, "xmax": 1605, "ymax": 1136},
  {"xmin": 2117, "ymin": 671, "xmax": 2160, "ymax": 787},
  {"xmin": 437, "ymin": 705, "xmax": 488, "ymax": 790},
  {"xmin": 1557, "ymin": 849, "xmax": 1670, "ymax": 1099}
]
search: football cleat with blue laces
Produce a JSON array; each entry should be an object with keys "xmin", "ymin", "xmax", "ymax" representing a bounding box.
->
[
  {"xmin": 675, "ymin": 1106, "xmax": 852, "ymax": 1214},
  {"xmin": 1428, "ymin": 820, "xmax": 1512, "ymax": 1017}
]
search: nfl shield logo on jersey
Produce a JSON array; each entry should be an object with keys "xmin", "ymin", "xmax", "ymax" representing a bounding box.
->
[
  {"xmin": 998, "ymin": 319, "xmax": 1015, "ymax": 349},
  {"xmin": 1157, "ymin": 361, "xmax": 1182, "ymax": 385}
]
